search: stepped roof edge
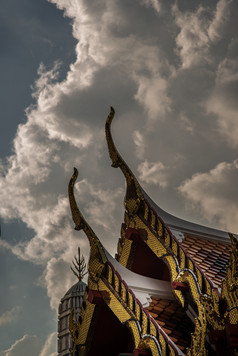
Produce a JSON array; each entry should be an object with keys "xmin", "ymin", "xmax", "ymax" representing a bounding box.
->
[
  {"xmin": 142, "ymin": 188, "xmax": 233, "ymax": 243},
  {"xmin": 104, "ymin": 249, "xmax": 174, "ymax": 304},
  {"xmin": 106, "ymin": 107, "xmax": 233, "ymax": 244}
]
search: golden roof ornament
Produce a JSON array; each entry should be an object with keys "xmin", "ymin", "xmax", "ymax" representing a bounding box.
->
[
  {"xmin": 65, "ymin": 108, "xmax": 238, "ymax": 356},
  {"xmin": 105, "ymin": 107, "xmax": 144, "ymax": 218},
  {"xmin": 68, "ymin": 167, "xmax": 107, "ymax": 283},
  {"xmin": 70, "ymin": 246, "xmax": 87, "ymax": 281}
]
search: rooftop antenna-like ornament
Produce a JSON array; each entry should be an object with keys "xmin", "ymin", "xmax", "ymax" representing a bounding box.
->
[{"xmin": 70, "ymin": 246, "xmax": 87, "ymax": 281}]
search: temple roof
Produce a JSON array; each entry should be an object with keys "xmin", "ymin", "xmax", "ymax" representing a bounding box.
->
[
  {"xmin": 106, "ymin": 256, "xmax": 184, "ymax": 355},
  {"xmin": 181, "ymin": 235, "xmax": 231, "ymax": 289},
  {"xmin": 138, "ymin": 188, "xmax": 232, "ymax": 290},
  {"xmin": 66, "ymin": 108, "xmax": 238, "ymax": 355},
  {"xmin": 105, "ymin": 249, "xmax": 174, "ymax": 305},
  {"xmin": 142, "ymin": 189, "xmax": 232, "ymax": 244}
]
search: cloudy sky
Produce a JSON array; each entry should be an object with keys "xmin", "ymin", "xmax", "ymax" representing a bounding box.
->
[{"xmin": 0, "ymin": 0, "xmax": 238, "ymax": 354}]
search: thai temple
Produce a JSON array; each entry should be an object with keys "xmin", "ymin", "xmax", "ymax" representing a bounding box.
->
[{"xmin": 58, "ymin": 107, "xmax": 238, "ymax": 356}]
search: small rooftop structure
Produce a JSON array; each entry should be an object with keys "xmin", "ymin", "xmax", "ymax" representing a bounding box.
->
[{"xmin": 57, "ymin": 249, "xmax": 87, "ymax": 356}]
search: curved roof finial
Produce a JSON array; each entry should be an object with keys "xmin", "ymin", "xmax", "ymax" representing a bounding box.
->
[
  {"xmin": 68, "ymin": 168, "xmax": 107, "ymax": 282},
  {"xmin": 68, "ymin": 168, "xmax": 93, "ymax": 234},
  {"xmin": 68, "ymin": 168, "xmax": 106, "ymax": 261},
  {"xmin": 105, "ymin": 107, "xmax": 144, "ymax": 216}
]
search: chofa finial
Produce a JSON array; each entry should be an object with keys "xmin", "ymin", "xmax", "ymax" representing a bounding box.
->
[
  {"xmin": 68, "ymin": 167, "xmax": 107, "ymax": 269},
  {"xmin": 105, "ymin": 107, "xmax": 144, "ymax": 217}
]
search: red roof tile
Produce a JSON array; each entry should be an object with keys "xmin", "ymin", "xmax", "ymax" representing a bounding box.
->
[
  {"xmin": 181, "ymin": 235, "xmax": 231, "ymax": 288},
  {"xmin": 146, "ymin": 297, "xmax": 194, "ymax": 352}
]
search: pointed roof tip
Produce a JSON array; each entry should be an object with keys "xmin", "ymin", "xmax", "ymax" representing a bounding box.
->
[
  {"xmin": 228, "ymin": 232, "xmax": 238, "ymax": 241},
  {"xmin": 68, "ymin": 167, "xmax": 78, "ymax": 192},
  {"xmin": 106, "ymin": 106, "xmax": 115, "ymax": 125},
  {"xmin": 68, "ymin": 166, "xmax": 85, "ymax": 232},
  {"xmin": 68, "ymin": 165, "xmax": 107, "ymax": 266},
  {"xmin": 105, "ymin": 105, "xmax": 144, "ymax": 198},
  {"xmin": 73, "ymin": 167, "xmax": 78, "ymax": 177}
]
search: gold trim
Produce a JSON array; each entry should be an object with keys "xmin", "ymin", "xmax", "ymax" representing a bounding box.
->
[
  {"xmin": 69, "ymin": 298, "xmax": 96, "ymax": 356},
  {"xmin": 105, "ymin": 107, "xmax": 144, "ymax": 218},
  {"xmin": 68, "ymin": 167, "xmax": 107, "ymax": 282},
  {"xmin": 222, "ymin": 233, "xmax": 238, "ymax": 325}
]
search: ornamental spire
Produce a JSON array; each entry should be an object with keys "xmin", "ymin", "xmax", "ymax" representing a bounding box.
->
[{"xmin": 70, "ymin": 246, "xmax": 87, "ymax": 281}]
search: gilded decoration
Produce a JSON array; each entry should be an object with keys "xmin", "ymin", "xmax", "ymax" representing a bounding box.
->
[
  {"xmin": 68, "ymin": 167, "xmax": 180, "ymax": 355},
  {"xmin": 186, "ymin": 301, "xmax": 207, "ymax": 356},
  {"xmin": 105, "ymin": 107, "xmax": 144, "ymax": 218},
  {"xmin": 221, "ymin": 233, "xmax": 238, "ymax": 325},
  {"xmin": 69, "ymin": 297, "xmax": 96, "ymax": 356},
  {"xmin": 105, "ymin": 107, "xmax": 214, "ymax": 302},
  {"xmin": 67, "ymin": 108, "xmax": 238, "ymax": 355},
  {"xmin": 68, "ymin": 167, "xmax": 107, "ymax": 283},
  {"xmin": 105, "ymin": 108, "xmax": 238, "ymax": 355}
]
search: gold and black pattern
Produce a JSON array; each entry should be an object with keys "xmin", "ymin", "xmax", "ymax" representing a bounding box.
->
[
  {"xmin": 186, "ymin": 300, "xmax": 207, "ymax": 356},
  {"xmin": 105, "ymin": 262, "xmax": 179, "ymax": 356},
  {"xmin": 67, "ymin": 107, "xmax": 238, "ymax": 355},
  {"xmin": 138, "ymin": 198, "xmax": 213, "ymax": 300},
  {"xmin": 68, "ymin": 167, "xmax": 107, "ymax": 279},
  {"xmin": 69, "ymin": 296, "xmax": 96, "ymax": 356},
  {"xmin": 221, "ymin": 233, "xmax": 238, "ymax": 325},
  {"xmin": 105, "ymin": 107, "xmax": 144, "ymax": 218},
  {"xmin": 104, "ymin": 107, "xmax": 238, "ymax": 354},
  {"xmin": 105, "ymin": 108, "xmax": 215, "ymax": 304},
  {"xmin": 130, "ymin": 183, "xmax": 226, "ymax": 348},
  {"xmin": 68, "ymin": 166, "xmax": 182, "ymax": 355}
]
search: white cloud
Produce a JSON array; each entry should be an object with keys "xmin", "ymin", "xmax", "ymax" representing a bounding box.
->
[
  {"xmin": 179, "ymin": 113, "xmax": 194, "ymax": 134},
  {"xmin": 0, "ymin": 193, "xmax": 76, "ymax": 263},
  {"xmin": 0, "ymin": 307, "xmax": 21, "ymax": 327},
  {"xmin": 173, "ymin": 5, "xmax": 210, "ymax": 68},
  {"xmin": 216, "ymin": 57, "xmax": 238, "ymax": 84},
  {"xmin": 52, "ymin": 0, "xmax": 173, "ymax": 123},
  {"xmin": 0, "ymin": 335, "xmax": 42, "ymax": 356},
  {"xmin": 137, "ymin": 160, "xmax": 169, "ymax": 188},
  {"xmin": 28, "ymin": 63, "xmax": 93, "ymax": 149},
  {"xmin": 179, "ymin": 159, "xmax": 238, "ymax": 232},
  {"xmin": 208, "ymin": 0, "xmax": 232, "ymax": 41},
  {"xmin": 38, "ymin": 332, "xmax": 57, "ymax": 356},
  {"xmin": 140, "ymin": 0, "xmax": 161, "ymax": 14},
  {"xmin": 173, "ymin": 0, "xmax": 232, "ymax": 68},
  {"xmin": 206, "ymin": 57, "xmax": 238, "ymax": 147},
  {"xmin": 134, "ymin": 75, "xmax": 171, "ymax": 122},
  {"xmin": 133, "ymin": 130, "xmax": 146, "ymax": 158},
  {"xmin": 44, "ymin": 254, "xmax": 85, "ymax": 310},
  {"xmin": 76, "ymin": 179, "xmax": 124, "ymax": 234}
]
